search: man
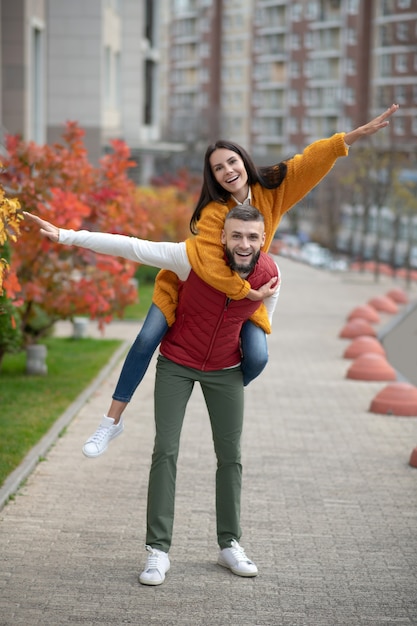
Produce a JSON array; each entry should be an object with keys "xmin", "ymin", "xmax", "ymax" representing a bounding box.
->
[{"xmin": 25, "ymin": 205, "xmax": 279, "ymax": 585}]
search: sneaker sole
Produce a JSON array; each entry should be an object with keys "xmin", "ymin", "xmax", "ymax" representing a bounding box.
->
[
  {"xmin": 139, "ymin": 566, "xmax": 170, "ymax": 586},
  {"xmin": 217, "ymin": 558, "xmax": 258, "ymax": 577},
  {"xmin": 82, "ymin": 426, "xmax": 124, "ymax": 458}
]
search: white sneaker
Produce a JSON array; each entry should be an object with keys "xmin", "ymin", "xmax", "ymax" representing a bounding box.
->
[
  {"xmin": 139, "ymin": 545, "xmax": 170, "ymax": 586},
  {"xmin": 82, "ymin": 415, "xmax": 124, "ymax": 458},
  {"xmin": 217, "ymin": 540, "xmax": 258, "ymax": 577}
]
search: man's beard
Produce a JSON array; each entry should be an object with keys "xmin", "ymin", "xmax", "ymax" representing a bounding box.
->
[{"xmin": 225, "ymin": 247, "xmax": 260, "ymax": 276}]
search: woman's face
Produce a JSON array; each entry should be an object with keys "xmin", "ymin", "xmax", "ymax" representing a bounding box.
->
[{"xmin": 209, "ymin": 148, "xmax": 249, "ymax": 202}]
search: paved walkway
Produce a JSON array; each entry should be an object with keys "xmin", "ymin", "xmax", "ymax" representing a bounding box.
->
[{"xmin": 1, "ymin": 258, "xmax": 417, "ymax": 626}]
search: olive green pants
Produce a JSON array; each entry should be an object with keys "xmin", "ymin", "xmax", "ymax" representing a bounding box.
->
[{"xmin": 146, "ymin": 355, "xmax": 244, "ymax": 552}]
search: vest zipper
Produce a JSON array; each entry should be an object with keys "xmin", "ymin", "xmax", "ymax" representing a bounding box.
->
[{"xmin": 201, "ymin": 296, "xmax": 231, "ymax": 370}]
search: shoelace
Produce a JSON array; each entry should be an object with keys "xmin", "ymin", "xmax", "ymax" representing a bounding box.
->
[
  {"xmin": 229, "ymin": 540, "xmax": 251, "ymax": 563},
  {"xmin": 87, "ymin": 425, "xmax": 110, "ymax": 444},
  {"xmin": 144, "ymin": 545, "xmax": 162, "ymax": 571}
]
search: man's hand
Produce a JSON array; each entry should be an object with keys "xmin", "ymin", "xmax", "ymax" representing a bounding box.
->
[
  {"xmin": 24, "ymin": 212, "xmax": 60, "ymax": 242},
  {"xmin": 344, "ymin": 104, "xmax": 399, "ymax": 146},
  {"xmin": 247, "ymin": 276, "xmax": 279, "ymax": 301}
]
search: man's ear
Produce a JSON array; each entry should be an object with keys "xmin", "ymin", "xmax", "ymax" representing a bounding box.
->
[
  {"xmin": 221, "ymin": 229, "xmax": 226, "ymax": 244},
  {"xmin": 261, "ymin": 231, "xmax": 266, "ymax": 247}
]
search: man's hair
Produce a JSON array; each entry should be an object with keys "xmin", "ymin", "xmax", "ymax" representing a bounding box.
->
[{"xmin": 225, "ymin": 204, "xmax": 264, "ymax": 224}]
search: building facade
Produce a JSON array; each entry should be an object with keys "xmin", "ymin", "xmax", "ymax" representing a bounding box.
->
[
  {"xmin": 164, "ymin": 0, "xmax": 417, "ymax": 162},
  {"xmin": 1, "ymin": 0, "xmax": 416, "ymax": 176},
  {"xmin": 0, "ymin": 0, "xmax": 182, "ymax": 180}
]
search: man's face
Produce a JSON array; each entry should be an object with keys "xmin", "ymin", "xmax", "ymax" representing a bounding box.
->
[{"xmin": 221, "ymin": 218, "xmax": 266, "ymax": 276}]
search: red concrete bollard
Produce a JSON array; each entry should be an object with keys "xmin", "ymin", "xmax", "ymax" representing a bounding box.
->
[
  {"xmin": 347, "ymin": 305, "xmax": 381, "ymax": 324},
  {"xmin": 369, "ymin": 382, "xmax": 417, "ymax": 416},
  {"xmin": 409, "ymin": 447, "xmax": 417, "ymax": 468},
  {"xmin": 368, "ymin": 295, "xmax": 399, "ymax": 314},
  {"xmin": 386, "ymin": 288, "xmax": 409, "ymax": 305},
  {"xmin": 343, "ymin": 336, "xmax": 386, "ymax": 359},
  {"xmin": 346, "ymin": 353, "xmax": 396, "ymax": 381},
  {"xmin": 339, "ymin": 319, "xmax": 377, "ymax": 339}
]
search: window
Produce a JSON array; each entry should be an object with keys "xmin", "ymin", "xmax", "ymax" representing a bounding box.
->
[
  {"xmin": 346, "ymin": 28, "xmax": 357, "ymax": 45},
  {"xmin": 104, "ymin": 46, "xmax": 112, "ymax": 106},
  {"xmin": 304, "ymin": 32, "xmax": 314, "ymax": 48},
  {"xmin": 290, "ymin": 3, "xmax": 302, "ymax": 21},
  {"xmin": 31, "ymin": 23, "xmax": 45, "ymax": 144},
  {"xmin": 306, "ymin": 2, "xmax": 319, "ymax": 19},
  {"xmin": 397, "ymin": 22, "xmax": 409, "ymax": 42},
  {"xmin": 145, "ymin": 0, "xmax": 155, "ymax": 45},
  {"xmin": 347, "ymin": 0, "xmax": 359, "ymax": 13},
  {"xmin": 290, "ymin": 34, "xmax": 301, "ymax": 50},
  {"xmin": 395, "ymin": 117, "xmax": 405, "ymax": 135},
  {"xmin": 345, "ymin": 58, "xmax": 356, "ymax": 75},
  {"xmin": 290, "ymin": 61, "xmax": 300, "ymax": 78},
  {"xmin": 380, "ymin": 54, "xmax": 392, "ymax": 76},
  {"xmin": 394, "ymin": 85, "xmax": 407, "ymax": 104},
  {"xmin": 396, "ymin": 53, "xmax": 408, "ymax": 72},
  {"xmin": 288, "ymin": 118, "xmax": 298, "ymax": 134},
  {"xmin": 304, "ymin": 59, "xmax": 313, "ymax": 77},
  {"xmin": 289, "ymin": 89, "xmax": 299, "ymax": 105},
  {"xmin": 344, "ymin": 87, "xmax": 355, "ymax": 105},
  {"xmin": 302, "ymin": 117, "xmax": 312, "ymax": 134},
  {"xmin": 144, "ymin": 60, "xmax": 155, "ymax": 125}
]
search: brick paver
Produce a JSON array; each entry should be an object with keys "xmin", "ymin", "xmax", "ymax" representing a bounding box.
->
[{"xmin": 1, "ymin": 257, "xmax": 417, "ymax": 626}]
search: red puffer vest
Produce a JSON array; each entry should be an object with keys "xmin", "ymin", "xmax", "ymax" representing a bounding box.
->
[{"xmin": 160, "ymin": 252, "xmax": 278, "ymax": 371}]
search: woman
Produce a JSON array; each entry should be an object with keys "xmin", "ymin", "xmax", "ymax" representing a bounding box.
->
[{"xmin": 32, "ymin": 104, "xmax": 400, "ymax": 458}]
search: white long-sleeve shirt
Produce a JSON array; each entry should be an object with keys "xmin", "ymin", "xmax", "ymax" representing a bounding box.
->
[
  {"xmin": 58, "ymin": 229, "xmax": 280, "ymax": 322},
  {"xmin": 59, "ymin": 229, "xmax": 191, "ymax": 280}
]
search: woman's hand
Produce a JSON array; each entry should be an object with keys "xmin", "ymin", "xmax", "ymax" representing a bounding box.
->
[
  {"xmin": 24, "ymin": 212, "xmax": 60, "ymax": 242},
  {"xmin": 246, "ymin": 276, "xmax": 280, "ymax": 301},
  {"xmin": 344, "ymin": 104, "xmax": 399, "ymax": 146}
]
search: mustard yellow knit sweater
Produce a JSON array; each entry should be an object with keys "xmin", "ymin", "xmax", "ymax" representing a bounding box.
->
[{"xmin": 152, "ymin": 133, "xmax": 349, "ymax": 332}]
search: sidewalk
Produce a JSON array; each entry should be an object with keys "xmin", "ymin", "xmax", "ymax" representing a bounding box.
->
[{"xmin": 1, "ymin": 257, "xmax": 416, "ymax": 626}]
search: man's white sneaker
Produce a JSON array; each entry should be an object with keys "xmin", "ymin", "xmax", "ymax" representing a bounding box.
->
[
  {"xmin": 139, "ymin": 545, "xmax": 170, "ymax": 586},
  {"xmin": 217, "ymin": 539, "xmax": 258, "ymax": 577},
  {"xmin": 82, "ymin": 415, "xmax": 124, "ymax": 458}
]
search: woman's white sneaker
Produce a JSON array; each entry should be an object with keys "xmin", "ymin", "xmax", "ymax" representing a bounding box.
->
[
  {"xmin": 139, "ymin": 545, "xmax": 170, "ymax": 586},
  {"xmin": 82, "ymin": 415, "xmax": 124, "ymax": 458},
  {"xmin": 217, "ymin": 540, "xmax": 258, "ymax": 577}
]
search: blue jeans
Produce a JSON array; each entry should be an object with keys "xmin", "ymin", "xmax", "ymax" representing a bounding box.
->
[
  {"xmin": 113, "ymin": 304, "xmax": 168, "ymax": 402},
  {"xmin": 240, "ymin": 319, "xmax": 268, "ymax": 386},
  {"xmin": 112, "ymin": 305, "xmax": 269, "ymax": 402}
]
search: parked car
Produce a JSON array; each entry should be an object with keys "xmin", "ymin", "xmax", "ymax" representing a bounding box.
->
[{"xmin": 300, "ymin": 243, "xmax": 333, "ymax": 268}]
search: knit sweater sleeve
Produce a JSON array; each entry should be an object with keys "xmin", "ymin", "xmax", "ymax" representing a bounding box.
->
[
  {"xmin": 256, "ymin": 133, "xmax": 349, "ymax": 242},
  {"xmin": 185, "ymin": 201, "xmax": 251, "ymax": 300},
  {"xmin": 280, "ymin": 133, "xmax": 348, "ymax": 211}
]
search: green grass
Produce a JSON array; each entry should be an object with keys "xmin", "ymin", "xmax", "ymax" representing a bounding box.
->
[
  {"xmin": 0, "ymin": 336, "xmax": 122, "ymax": 487},
  {"xmin": 0, "ymin": 278, "xmax": 155, "ymax": 489}
]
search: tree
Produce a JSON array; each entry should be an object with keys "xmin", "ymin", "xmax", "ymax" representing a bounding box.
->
[
  {"xmin": 392, "ymin": 169, "xmax": 417, "ymax": 287},
  {"xmin": 0, "ymin": 178, "xmax": 24, "ymax": 365},
  {"xmin": 1, "ymin": 122, "xmax": 153, "ymax": 345},
  {"xmin": 339, "ymin": 145, "xmax": 399, "ymax": 279}
]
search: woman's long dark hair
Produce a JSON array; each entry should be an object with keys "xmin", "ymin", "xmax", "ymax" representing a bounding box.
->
[{"xmin": 190, "ymin": 140, "xmax": 287, "ymax": 234}]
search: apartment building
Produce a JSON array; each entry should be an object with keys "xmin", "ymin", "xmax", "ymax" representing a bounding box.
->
[
  {"xmin": 1, "ymin": 0, "xmax": 415, "ymax": 179},
  {"xmin": 164, "ymin": 0, "xmax": 417, "ymax": 163},
  {"xmin": 0, "ymin": 0, "xmax": 181, "ymax": 181},
  {"xmin": 373, "ymin": 0, "xmax": 417, "ymax": 140},
  {"xmin": 0, "ymin": 0, "xmax": 47, "ymax": 151}
]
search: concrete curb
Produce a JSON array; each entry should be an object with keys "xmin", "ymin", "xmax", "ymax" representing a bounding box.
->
[{"xmin": 0, "ymin": 339, "xmax": 129, "ymax": 511}]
